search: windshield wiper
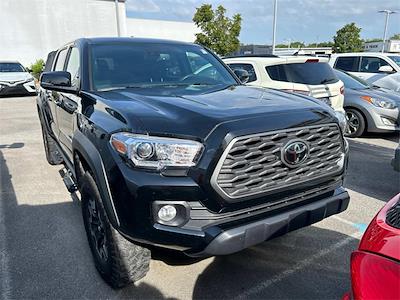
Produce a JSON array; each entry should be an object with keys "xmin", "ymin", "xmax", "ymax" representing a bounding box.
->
[{"xmin": 97, "ymin": 85, "xmax": 145, "ymax": 92}]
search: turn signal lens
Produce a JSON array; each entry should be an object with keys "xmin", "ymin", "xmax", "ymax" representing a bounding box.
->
[
  {"xmin": 360, "ymin": 95, "xmax": 373, "ymax": 103},
  {"xmin": 111, "ymin": 138, "xmax": 127, "ymax": 155}
]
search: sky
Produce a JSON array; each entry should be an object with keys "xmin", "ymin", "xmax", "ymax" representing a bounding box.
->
[{"xmin": 125, "ymin": 0, "xmax": 400, "ymax": 45}]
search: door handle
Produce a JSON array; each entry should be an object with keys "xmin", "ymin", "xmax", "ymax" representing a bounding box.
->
[{"xmin": 54, "ymin": 98, "xmax": 62, "ymax": 106}]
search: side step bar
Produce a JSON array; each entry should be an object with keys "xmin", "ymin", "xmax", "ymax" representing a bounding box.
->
[{"xmin": 59, "ymin": 168, "xmax": 78, "ymax": 193}]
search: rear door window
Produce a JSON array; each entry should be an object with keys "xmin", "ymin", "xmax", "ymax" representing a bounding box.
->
[
  {"xmin": 65, "ymin": 47, "xmax": 80, "ymax": 87},
  {"xmin": 54, "ymin": 48, "xmax": 68, "ymax": 71},
  {"xmin": 266, "ymin": 62, "xmax": 338, "ymax": 85},
  {"xmin": 334, "ymin": 56, "xmax": 359, "ymax": 72},
  {"xmin": 360, "ymin": 57, "xmax": 389, "ymax": 73},
  {"xmin": 227, "ymin": 63, "xmax": 257, "ymax": 82}
]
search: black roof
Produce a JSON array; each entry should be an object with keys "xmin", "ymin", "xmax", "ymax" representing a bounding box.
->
[
  {"xmin": 223, "ymin": 54, "xmax": 278, "ymax": 59},
  {"xmin": 77, "ymin": 37, "xmax": 194, "ymax": 46}
]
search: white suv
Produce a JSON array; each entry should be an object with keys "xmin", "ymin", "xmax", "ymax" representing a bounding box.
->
[
  {"xmin": 223, "ymin": 55, "xmax": 345, "ymax": 113},
  {"xmin": 329, "ymin": 52, "xmax": 400, "ymax": 81}
]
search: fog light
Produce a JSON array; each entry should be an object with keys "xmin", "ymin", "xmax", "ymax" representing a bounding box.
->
[
  {"xmin": 381, "ymin": 117, "xmax": 395, "ymax": 126},
  {"xmin": 157, "ymin": 205, "xmax": 177, "ymax": 222}
]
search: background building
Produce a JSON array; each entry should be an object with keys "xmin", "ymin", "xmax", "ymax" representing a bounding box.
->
[
  {"xmin": 364, "ymin": 40, "xmax": 400, "ymax": 53},
  {"xmin": 0, "ymin": 0, "xmax": 198, "ymax": 66},
  {"xmin": 233, "ymin": 44, "xmax": 333, "ymax": 56}
]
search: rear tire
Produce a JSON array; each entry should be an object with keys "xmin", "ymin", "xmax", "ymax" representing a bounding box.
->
[
  {"xmin": 345, "ymin": 108, "xmax": 365, "ymax": 138},
  {"xmin": 80, "ymin": 171, "xmax": 150, "ymax": 289},
  {"xmin": 39, "ymin": 115, "xmax": 63, "ymax": 165}
]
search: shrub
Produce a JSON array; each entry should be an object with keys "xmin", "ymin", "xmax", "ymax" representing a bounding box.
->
[{"xmin": 29, "ymin": 59, "xmax": 45, "ymax": 79}]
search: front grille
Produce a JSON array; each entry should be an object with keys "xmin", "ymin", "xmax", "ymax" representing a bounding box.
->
[
  {"xmin": 211, "ymin": 124, "xmax": 344, "ymax": 200},
  {"xmin": 386, "ymin": 201, "xmax": 400, "ymax": 229}
]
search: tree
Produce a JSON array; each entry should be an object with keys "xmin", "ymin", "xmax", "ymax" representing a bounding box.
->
[
  {"xmin": 364, "ymin": 38, "xmax": 383, "ymax": 43},
  {"xmin": 29, "ymin": 59, "xmax": 45, "ymax": 79},
  {"xmin": 333, "ymin": 23, "xmax": 363, "ymax": 53},
  {"xmin": 193, "ymin": 4, "xmax": 242, "ymax": 56},
  {"xmin": 390, "ymin": 33, "xmax": 400, "ymax": 40}
]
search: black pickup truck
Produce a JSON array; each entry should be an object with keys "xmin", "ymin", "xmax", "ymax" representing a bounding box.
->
[{"xmin": 37, "ymin": 38, "xmax": 349, "ymax": 288}]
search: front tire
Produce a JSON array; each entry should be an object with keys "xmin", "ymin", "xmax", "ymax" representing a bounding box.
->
[
  {"xmin": 80, "ymin": 172, "xmax": 150, "ymax": 289},
  {"xmin": 345, "ymin": 108, "xmax": 365, "ymax": 138}
]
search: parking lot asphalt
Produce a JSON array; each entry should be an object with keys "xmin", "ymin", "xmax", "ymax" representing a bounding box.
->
[{"xmin": 1, "ymin": 96, "xmax": 399, "ymax": 300}]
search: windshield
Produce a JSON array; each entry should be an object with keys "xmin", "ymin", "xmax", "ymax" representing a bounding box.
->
[
  {"xmin": 0, "ymin": 63, "xmax": 25, "ymax": 73},
  {"xmin": 388, "ymin": 56, "xmax": 400, "ymax": 67},
  {"xmin": 334, "ymin": 70, "xmax": 369, "ymax": 90},
  {"xmin": 265, "ymin": 62, "xmax": 338, "ymax": 85},
  {"xmin": 90, "ymin": 43, "xmax": 237, "ymax": 92}
]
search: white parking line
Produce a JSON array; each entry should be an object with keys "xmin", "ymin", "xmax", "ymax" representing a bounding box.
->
[{"xmin": 234, "ymin": 225, "xmax": 362, "ymax": 299}]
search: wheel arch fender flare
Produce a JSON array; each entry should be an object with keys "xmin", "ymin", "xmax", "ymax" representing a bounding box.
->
[{"xmin": 72, "ymin": 130, "xmax": 120, "ymax": 228}]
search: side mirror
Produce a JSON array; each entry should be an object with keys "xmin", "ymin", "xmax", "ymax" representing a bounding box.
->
[
  {"xmin": 233, "ymin": 69, "xmax": 250, "ymax": 84},
  {"xmin": 40, "ymin": 71, "xmax": 77, "ymax": 93},
  {"xmin": 378, "ymin": 65, "xmax": 394, "ymax": 74}
]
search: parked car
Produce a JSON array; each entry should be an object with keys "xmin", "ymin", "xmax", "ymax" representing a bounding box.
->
[
  {"xmin": 0, "ymin": 60, "xmax": 37, "ymax": 96},
  {"xmin": 330, "ymin": 52, "xmax": 400, "ymax": 81},
  {"xmin": 222, "ymin": 55, "xmax": 345, "ymax": 115},
  {"xmin": 334, "ymin": 69, "xmax": 399, "ymax": 137},
  {"xmin": 37, "ymin": 38, "xmax": 350, "ymax": 288},
  {"xmin": 342, "ymin": 193, "xmax": 400, "ymax": 300}
]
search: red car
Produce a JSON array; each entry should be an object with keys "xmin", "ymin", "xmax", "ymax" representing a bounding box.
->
[{"xmin": 343, "ymin": 193, "xmax": 400, "ymax": 300}]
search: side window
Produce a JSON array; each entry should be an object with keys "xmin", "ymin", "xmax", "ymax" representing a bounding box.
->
[
  {"xmin": 66, "ymin": 47, "xmax": 80, "ymax": 87},
  {"xmin": 228, "ymin": 63, "xmax": 257, "ymax": 82},
  {"xmin": 335, "ymin": 57, "xmax": 359, "ymax": 72},
  {"xmin": 360, "ymin": 57, "xmax": 389, "ymax": 73},
  {"xmin": 54, "ymin": 48, "xmax": 68, "ymax": 71},
  {"xmin": 265, "ymin": 65, "xmax": 288, "ymax": 82}
]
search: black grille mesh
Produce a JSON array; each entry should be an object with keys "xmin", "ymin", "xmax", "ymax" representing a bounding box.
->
[
  {"xmin": 386, "ymin": 201, "xmax": 400, "ymax": 229},
  {"xmin": 213, "ymin": 124, "xmax": 344, "ymax": 199}
]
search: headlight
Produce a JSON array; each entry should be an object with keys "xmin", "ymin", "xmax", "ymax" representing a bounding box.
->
[
  {"xmin": 110, "ymin": 133, "xmax": 203, "ymax": 170},
  {"xmin": 335, "ymin": 111, "xmax": 347, "ymax": 134},
  {"xmin": 360, "ymin": 96, "xmax": 397, "ymax": 109}
]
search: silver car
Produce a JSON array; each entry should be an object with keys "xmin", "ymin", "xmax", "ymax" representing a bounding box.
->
[{"xmin": 335, "ymin": 70, "xmax": 399, "ymax": 137}]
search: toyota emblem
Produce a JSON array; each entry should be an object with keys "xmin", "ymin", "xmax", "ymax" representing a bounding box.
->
[{"xmin": 282, "ymin": 140, "xmax": 309, "ymax": 167}]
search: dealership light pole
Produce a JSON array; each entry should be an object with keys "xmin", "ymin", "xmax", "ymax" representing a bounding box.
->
[
  {"xmin": 272, "ymin": 0, "xmax": 278, "ymax": 54},
  {"xmin": 115, "ymin": 0, "xmax": 121, "ymax": 37},
  {"xmin": 378, "ymin": 9, "xmax": 396, "ymax": 53}
]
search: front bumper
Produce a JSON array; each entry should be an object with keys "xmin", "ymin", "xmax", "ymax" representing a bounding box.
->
[
  {"xmin": 365, "ymin": 106, "xmax": 399, "ymax": 133},
  {"xmin": 103, "ymin": 131, "xmax": 350, "ymax": 255},
  {"xmin": 0, "ymin": 81, "xmax": 37, "ymax": 96},
  {"xmin": 187, "ymin": 187, "xmax": 349, "ymax": 256}
]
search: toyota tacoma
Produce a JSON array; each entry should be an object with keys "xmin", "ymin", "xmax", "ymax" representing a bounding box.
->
[{"xmin": 37, "ymin": 38, "xmax": 350, "ymax": 288}]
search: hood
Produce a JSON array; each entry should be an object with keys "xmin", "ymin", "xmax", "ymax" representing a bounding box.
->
[
  {"xmin": 92, "ymin": 85, "xmax": 336, "ymax": 140},
  {"xmin": 0, "ymin": 72, "xmax": 32, "ymax": 82},
  {"xmin": 371, "ymin": 73, "xmax": 400, "ymax": 92}
]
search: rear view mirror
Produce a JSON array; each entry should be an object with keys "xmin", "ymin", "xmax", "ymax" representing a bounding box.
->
[
  {"xmin": 233, "ymin": 69, "xmax": 250, "ymax": 84},
  {"xmin": 40, "ymin": 71, "xmax": 77, "ymax": 93},
  {"xmin": 378, "ymin": 65, "xmax": 394, "ymax": 73}
]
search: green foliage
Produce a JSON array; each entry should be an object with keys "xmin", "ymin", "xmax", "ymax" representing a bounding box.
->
[
  {"xmin": 364, "ymin": 38, "xmax": 383, "ymax": 43},
  {"xmin": 276, "ymin": 41, "xmax": 333, "ymax": 48},
  {"xmin": 193, "ymin": 4, "xmax": 242, "ymax": 56},
  {"xmin": 29, "ymin": 59, "xmax": 45, "ymax": 79},
  {"xmin": 390, "ymin": 33, "xmax": 400, "ymax": 40},
  {"xmin": 333, "ymin": 23, "xmax": 363, "ymax": 53}
]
